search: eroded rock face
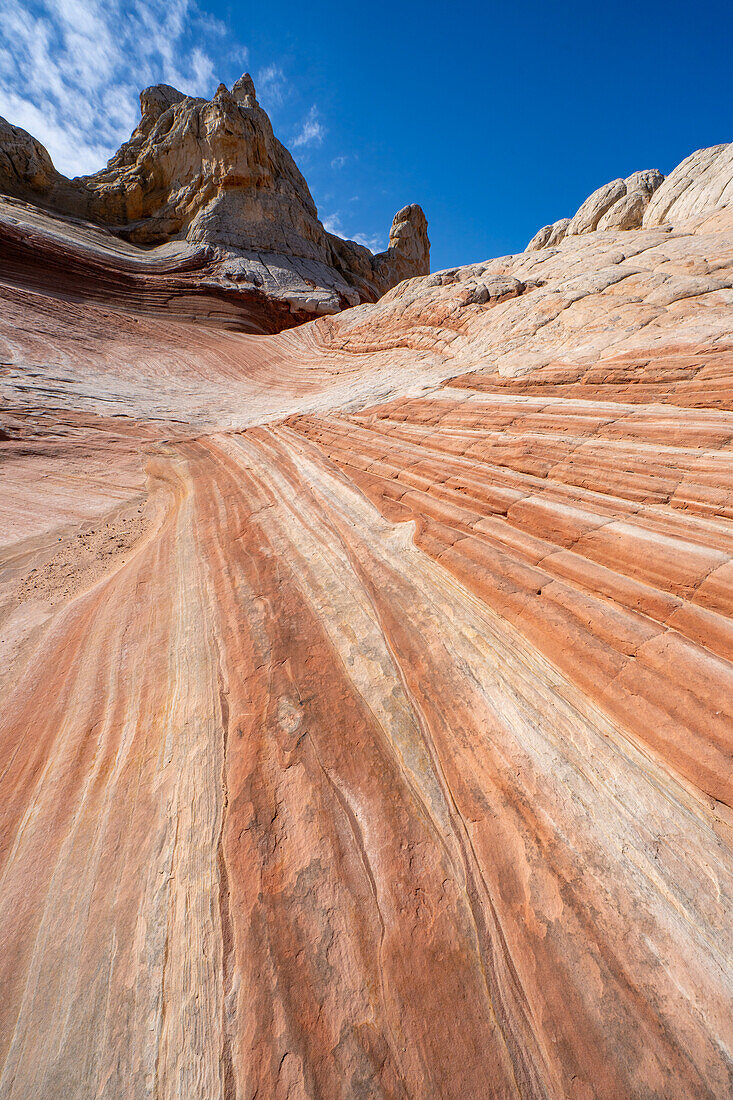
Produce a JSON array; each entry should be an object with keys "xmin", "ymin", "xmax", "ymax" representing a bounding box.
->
[
  {"xmin": 643, "ymin": 142, "xmax": 733, "ymax": 226},
  {"xmin": 525, "ymin": 143, "xmax": 733, "ymax": 250},
  {"xmin": 1, "ymin": 132, "xmax": 732, "ymax": 1097},
  {"xmin": 0, "ymin": 75, "xmax": 430, "ymax": 320},
  {"xmin": 527, "ymin": 168, "xmax": 665, "ymax": 249},
  {"xmin": 0, "ymin": 116, "xmax": 61, "ymax": 194}
]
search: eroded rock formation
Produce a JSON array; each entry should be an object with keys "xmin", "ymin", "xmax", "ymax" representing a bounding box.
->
[
  {"xmin": 644, "ymin": 142, "xmax": 733, "ymax": 226},
  {"xmin": 526, "ymin": 140, "xmax": 732, "ymax": 249},
  {"xmin": 0, "ymin": 75, "xmax": 430, "ymax": 321},
  {"xmin": 0, "ymin": 130, "xmax": 732, "ymax": 1098}
]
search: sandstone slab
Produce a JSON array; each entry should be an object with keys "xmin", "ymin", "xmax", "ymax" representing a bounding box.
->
[{"xmin": 0, "ymin": 135, "xmax": 732, "ymax": 1100}]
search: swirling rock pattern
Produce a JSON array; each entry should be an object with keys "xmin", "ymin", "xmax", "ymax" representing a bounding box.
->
[{"xmin": 0, "ymin": 191, "xmax": 732, "ymax": 1097}]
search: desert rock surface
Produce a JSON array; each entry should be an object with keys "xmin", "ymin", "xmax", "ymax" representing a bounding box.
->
[{"xmin": 0, "ymin": 116, "xmax": 732, "ymax": 1098}]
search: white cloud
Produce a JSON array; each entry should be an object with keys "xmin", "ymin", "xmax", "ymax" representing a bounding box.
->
[
  {"xmin": 352, "ymin": 232, "xmax": 385, "ymax": 253},
  {"xmin": 0, "ymin": 0, "xmax": 241, "ymax": 177},
  {"xmin": 330, "ymin": 154, "xmax": 347, "ymax": 169},
  {"xmin": 321, "ymin": 212, "xmax": 384, "ymax": 254},
  {"xmin": 322, "ymin": 212, "xmax": 342, "ymax": 235},
  {"xmin": 256, "ymin": 63, "xmax": 287, "ymax": 108},
  {"xmin": 291, "ymin": 104, "xmax": 324, "ymax": 148},
  {"xmin": 190, "ymin": 46, "xmax": 215, "ymax": 90}
]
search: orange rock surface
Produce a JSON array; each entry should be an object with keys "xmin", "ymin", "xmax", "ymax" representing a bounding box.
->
[{"xmin": 1, "ymin": 196, "xmax": 732, "ymax": 1098}]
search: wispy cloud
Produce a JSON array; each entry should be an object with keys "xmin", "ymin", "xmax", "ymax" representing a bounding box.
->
[
  {"xmin": 321, "ymin": 211, "xmax": 384, "ymax": 253},
  {"xmin": 330, "ymin": 154, "xmax": 347, "ymax": 169},
  {"xmin": 256, "ymin": 63, "xmax": 287, "ymax": 109},
  {"xmin": 291, "ymin": 104, "xmax": 324, "ymax": 148},
  {"xmin": 0, "ymin": 0, "xmax": 242, "ymax": 176},
  {"xmin": 321, "ymin": 212, "xmax": 342, "ymax": 235},
  {"xmin": 352, "ymin": 232, "xmax": 385, "ymax": 253}
]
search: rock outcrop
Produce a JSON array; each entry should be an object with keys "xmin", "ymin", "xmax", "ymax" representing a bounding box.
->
[
  {"xmin": 0, "ymin": 75, "xmax": 430, "ymax": 321},
  {"xmin": 526, "ymin": 142, "xmax": 732, "ymax": 249},
  {"xmin": 1, "ymin": 119, "xmax": 733, "ymax": 1097},
  {"xmin": 527, "ymin": 168, "xmax": 665, "ymax": 249},
  {"xmin": 643, "ymin": 142, "xmax": 733, "ymax": 226}
]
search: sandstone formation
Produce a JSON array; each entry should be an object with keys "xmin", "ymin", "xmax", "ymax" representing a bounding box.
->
[
  {"xmin": 0, "ymin": 75, "xmax": 429, "ymax": 321},
  {"xmin": 526, "ymin": 141, "xmax": 732, "ymax": 249},
  {"xmin": 643, "ymin": 142, "xmax": 733, "ymax": 226},
  {"xmin": 526, "ymin": 169, "xmax": 663, "ymax": 250},
  {"xmin": 1, "ymin": 127, "xmax": 733, "ymax": 1098}
]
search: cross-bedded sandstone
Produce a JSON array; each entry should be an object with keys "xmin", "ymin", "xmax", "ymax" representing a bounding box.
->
[{"xmin": 0, "ymin": 122, "xmax": 732, "ymax": 1098}]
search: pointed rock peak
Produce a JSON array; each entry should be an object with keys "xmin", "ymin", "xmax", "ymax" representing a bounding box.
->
[
  {"xmin": 139, "ymin": 84, "xmax": 186, "ymax": 123},
  {"xmin": 362, "ymin": 203, "xmax": 430, "ymax": 291},
  {"xmin": 388, "ymin": 204, "xmax": 430, "ymax": 270},
  {"xmin": 390, "ymin": 204, "xmax": 428, "ymax": 236},
  {"xmin": 232, "ymin": 73, "xmax": 258, "ymax": 107}
]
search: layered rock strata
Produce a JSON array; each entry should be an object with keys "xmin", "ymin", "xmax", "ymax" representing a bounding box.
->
[
  {"xmin": 0, "ymin": 75, "xmax": 429, "ymax": 321},
  {"xmin": 0, "ymin": 150, "xmax": 732, "ymax": 1098}
]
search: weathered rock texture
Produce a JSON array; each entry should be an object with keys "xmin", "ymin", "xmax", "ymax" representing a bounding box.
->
[
  {"xmin": 1, "ymin": 149, "xmax": 732, "ymax": 1098},
  {"xmin": 643, "ymin": 142, "xmax": 733, "ymax": 226},
  {"xmin": 0, "ymin": 75, "xmax": 429, "ymax": 321},
  {"xmin": 526, "ymin": 141, "xmax": 732, "ymax": 250}
]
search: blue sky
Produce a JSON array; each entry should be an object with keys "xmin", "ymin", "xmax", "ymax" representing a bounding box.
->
[{"xmin": 0, "ymin": 0, "xmax": 729, "ymax": 270}]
